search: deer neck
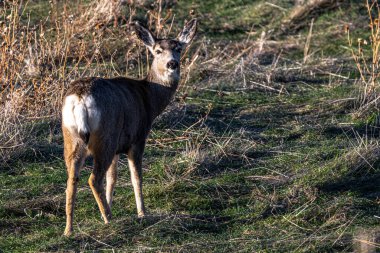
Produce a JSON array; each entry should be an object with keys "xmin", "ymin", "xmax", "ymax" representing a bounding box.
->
[{"xmin": 145, "ymin": 63, "xmax": 180, "ymax": 119}]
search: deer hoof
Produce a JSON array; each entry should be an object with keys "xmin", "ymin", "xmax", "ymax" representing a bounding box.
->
[{"xmin": 63, "ymin": 228, "xmax": 73, "ymax": 237}]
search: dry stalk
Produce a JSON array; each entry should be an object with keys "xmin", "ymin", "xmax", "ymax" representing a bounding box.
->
[{"xmin": 303, "ymin": 18, "xmax": 314, "ymax": 64}]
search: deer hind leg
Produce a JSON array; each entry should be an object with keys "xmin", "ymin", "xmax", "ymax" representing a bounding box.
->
[
  {"xmin": 128, "ymin": 142, "xmax": 146, "ymax": 217},
  {"xmin": 88, "ymin": 151, "xmax": 113, "ymax": 223},
  {"xmin": 106, "ymin": 155, "xmax": 119, "ymax": 208},
  {"xmin": 63, "ymin": 128, "xmax": 86, "ymax": 236}
]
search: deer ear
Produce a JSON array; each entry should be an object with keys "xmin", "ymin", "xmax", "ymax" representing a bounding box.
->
[
  {"xmin": 133, "ymin": 22, "xmax": 156, "ymax": 49},
  {"xmin": 178, "ymin": 19, "xmax": 197, "ymax": 45}
]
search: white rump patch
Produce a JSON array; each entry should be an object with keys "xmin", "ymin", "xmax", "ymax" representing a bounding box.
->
[
  {"xmin": 62, "ymin": 95, "xmax": 101, "ymax": 135},
  {"xmin": 73, "ymin": 102, "xmax": 90, "ymax": 135},
  {"xmin": 84, "ymin": 95, "xmax": 101, "ymax": 132},
  {"xmin": 62, "ymin": 95, "xmax": 80, "ymax": 131}
]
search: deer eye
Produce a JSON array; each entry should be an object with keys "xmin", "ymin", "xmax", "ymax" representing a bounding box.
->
[{"xmin": 155, "ymin": 49, "xmax": 162, "ymax": 54}]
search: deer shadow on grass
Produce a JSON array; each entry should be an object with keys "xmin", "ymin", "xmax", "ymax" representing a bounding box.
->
[
  {"xmin": 323, "ymin": 124, "xmax": 380, "ymax": 139},
  {"xmin": 317, "ymin": 127, "xmax": 380, "ymax": 217},
  {"xmin": 320, "ymin": 124, "xmax": 380, "ymax": 201},
  {"xmin": 44, "ymin": 214, "xmax": 237, "ymax": 251},
  {"xmin": 317, "ymin": 170, "xmax": 380, "ymax": 225},
  {"xmin": 318, "ymin": 172, "xmax": 380, "ymax": 199}
]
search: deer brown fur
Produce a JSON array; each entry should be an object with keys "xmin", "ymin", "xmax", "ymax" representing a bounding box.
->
[{"xmin": 61, "ymin": 19, "xmax": 197, "ymax": 236}]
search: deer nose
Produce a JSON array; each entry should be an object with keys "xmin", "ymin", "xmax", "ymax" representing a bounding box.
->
[{"xmin": 167, "ymin": 60, "xmax": 179, "ymax": 70}]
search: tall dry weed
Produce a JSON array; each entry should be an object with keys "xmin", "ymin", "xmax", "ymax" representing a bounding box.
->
[
  {"xmin": 0, "ymin": 0, "xmax": 120, "ymax": 165},
  {"xmin": 347, "ymin": 0, "xmax": 380, "ymax": 116}
]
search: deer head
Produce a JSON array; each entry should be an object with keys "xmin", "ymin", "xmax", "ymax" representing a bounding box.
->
[{"xmin": 133, "ymin": 19, "xmax": 197, "ymax": 84}]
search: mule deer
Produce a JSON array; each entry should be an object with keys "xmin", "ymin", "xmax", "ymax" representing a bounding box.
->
[{"xmin": 61, "ymin": 19, "xmax": 197, "ymax": 236}]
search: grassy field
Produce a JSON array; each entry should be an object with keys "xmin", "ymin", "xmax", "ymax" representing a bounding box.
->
[{"xmin": 0, "ymin": 0, "xmax": 379, "ymax": 252}]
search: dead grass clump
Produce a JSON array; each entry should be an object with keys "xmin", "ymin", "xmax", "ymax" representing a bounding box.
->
[
  {"xmin": 0, "ymin": 0, "xmax": 129, "ymax": 165},
  {"xmin": 348, "ymin": 0, "xmax": 380, "ymax": 118},
  {"xmin": 149, "ymin": 100, "xmax": 256, "ymax": 181},
  {"xmin": 0, "ymin": 1, "xmax": 61, "ymax": 164},
  {"xmin": 75, "ymin": 0, "xmax": 127, "ymax": 31},
  {"xmin": 343, "ymin": 142, "xmax": 380, "ymax": 175},
  {"xmin": 281, "ymin": 0, "xmax": 343, "ymax": 34},
  {"xmin": 0, "ymin": 93, "xmax": 34, "ymax": 166},
  {"xmin": 353, "ymin": 228, "xmax": 380, "ymax": 253},
  {"xmin": 191, "ymin": 37, "xmax": 347, "ymax": 96}
]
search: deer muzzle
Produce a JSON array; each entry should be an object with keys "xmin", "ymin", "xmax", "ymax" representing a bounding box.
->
[{"xmin": 167, "ymin": 60, "xmax": 179, "ymax": 70}]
